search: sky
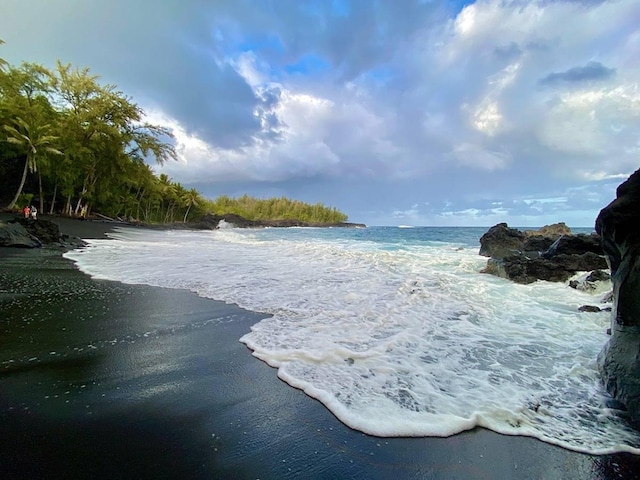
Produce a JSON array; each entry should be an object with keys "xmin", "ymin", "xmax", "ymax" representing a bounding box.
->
[{"xmin": 1, "ymin": 0, "xmax": 639, "ymax": 227}]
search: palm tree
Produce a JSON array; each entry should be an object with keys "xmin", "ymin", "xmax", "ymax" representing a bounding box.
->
[
  {"xmin": 156, "ymin": 174, "xmax": 177, "ymax": 223},
  {"xmin": 182, "ymin": 188, "xmax": 201, "ymax": 223},
  {"xmin": 4, "ymin": 116, "xmax": 62, "ymax": 209},
  {"xmin": 0, "ymin": 39, "xmax": 7, "ymax": 72}
]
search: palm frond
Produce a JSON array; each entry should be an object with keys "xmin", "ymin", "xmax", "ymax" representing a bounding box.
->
[
  {"xmin": 43, "ymin": 147, "xmax": 64, "ymax": 156},
  {"xmin": 5, "ymin": 137, "xmax": 23, "ymax": 145}
]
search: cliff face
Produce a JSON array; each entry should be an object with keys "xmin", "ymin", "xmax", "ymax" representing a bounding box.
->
[{"xmin": 596, "ymin": 169, "xmax": 640, "ymax": 424}]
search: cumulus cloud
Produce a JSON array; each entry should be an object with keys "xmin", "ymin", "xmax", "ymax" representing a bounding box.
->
[
  {"xmin": 1, "ymin": 0, "xmax": 639, "ymax": 225},
  {"xmin": 536, "ymin": 83, "xmax": 640, "ymax": 160}
]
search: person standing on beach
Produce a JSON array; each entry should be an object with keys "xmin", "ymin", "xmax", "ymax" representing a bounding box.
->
[
  {"xmin": 23, "ymin": 205, "xmax": 30, "ymax": 218},
  {"xmin": 30, "ymin": 206, "xmax": 37, "ymax": 220}
]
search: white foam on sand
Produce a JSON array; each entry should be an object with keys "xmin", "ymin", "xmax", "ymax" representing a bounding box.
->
[{"xmin": 64, "ymin": 227, "xmax": 640, "ymax": 454}]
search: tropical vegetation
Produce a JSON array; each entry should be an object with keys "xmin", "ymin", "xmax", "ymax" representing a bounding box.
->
[
  {"xmin": 209, "ymin": 195, "xmax": 347, "ymax": 223},
  {"xmin": 0, "ymin": 43, "xmax": 348, "ymax": 224}
]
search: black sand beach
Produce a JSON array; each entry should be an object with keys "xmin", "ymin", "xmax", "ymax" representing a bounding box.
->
[{"xmin": 1, "ymin": 216, "xmax": 640, "ymax": 479}]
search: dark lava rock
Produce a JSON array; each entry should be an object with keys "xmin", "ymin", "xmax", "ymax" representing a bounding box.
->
[
  {"xmin": 579, "ymin": 305, "xmax": 602, "ymax": 313},
  {"xmin": 595, "ymin": 168, "xmax": 640, "ymax": 425},
  {"xmin": 569, "ymin": 269, "xmax": 612, "ymax": 292},
  {"xmin": 0, "ymin": 221, "xmax": 41, "ymax": 248},
  {"xmin": 541, "ymin": 234, "xmax": 603, "ymax": 258},
  {"xmin": 0, "ymin": 217, "xmax": 86, "ymax": 250},
  {"xmin": 521, "ymin": 235, "xmax": 556, "ymax": 254},
  {"xmin": 479, "ymin": 223, "xmax": 525, "ymax": 259},
  {"xmin": 586, "ymin": 270, "xmax": 611, "ymax": 282},
  {"xmin": 191, "ymin": 213, "xmax": 261, "ymax": 229},
  {"xmin": 479, "ymin": 222, "xmax": 607, "ymax": 284},
  {"xmin": 523, "ymin": 222, "xmax": 572, "ymax": 237},
  {"xmin": 14, "ymin": 218, "xmax": 62, "ymax": 243},
  {"xmin": 483, "ymin": 253, "xmax": 605, "ymax": 284}
]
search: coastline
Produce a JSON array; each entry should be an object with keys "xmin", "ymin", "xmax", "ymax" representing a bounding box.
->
[{"xmin": 1, "ymin": 217, "xmax": 640, "ymax": 479}]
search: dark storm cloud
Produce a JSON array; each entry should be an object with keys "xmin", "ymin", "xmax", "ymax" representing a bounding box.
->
[
  {"xmin": 0, "ymin": 0, "xmax": 266, "ymax": 148},
  {"xmin": 209, "ymin": 0, "xmax": 443, "ymax": 81},
  {"xmin": 539, "ymin": 61, "xmax": 616, "ymax": 86}
]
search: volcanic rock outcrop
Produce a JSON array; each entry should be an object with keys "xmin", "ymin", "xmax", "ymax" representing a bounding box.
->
[
  {"xmin": 479, "ymin": 223, "xmax": 606, "ymax": 284},
  {"xmin": 0, "ymin": 221, "xmax": 41, "ymax": 248},
  {"xmin": 0, "ymin": 218, "xmax": 85, "ymax": 250},
  {"xmin": 596, "ymin": 168, "xmax": 640, "ymax": 424}
]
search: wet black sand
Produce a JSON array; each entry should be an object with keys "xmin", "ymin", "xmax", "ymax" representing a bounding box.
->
[{"xmin": 1, "ymin": 216, "xmax": 640, "ymax": 479}]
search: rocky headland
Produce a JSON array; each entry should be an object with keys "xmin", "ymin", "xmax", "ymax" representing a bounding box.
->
[
  {"xmin": 595, "ymin": 169, "xmax": 640, "ymax": 426},
  {"xmin": 188, "ymin": 213, "xmax": 366, "ymax": 229},
  {"xmin": 478, "ymin": 168, "xmax": 640, "ymax": 426}
]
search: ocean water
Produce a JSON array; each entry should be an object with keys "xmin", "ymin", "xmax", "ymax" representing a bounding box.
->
[{"xmin": 64, "ymin": 225, "xmax": 640, "ymax": 455}]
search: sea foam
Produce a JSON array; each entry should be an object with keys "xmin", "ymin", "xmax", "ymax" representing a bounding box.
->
[{"xmin": 64, "ymin": 226, "xmax": 640, "ymax": 454}]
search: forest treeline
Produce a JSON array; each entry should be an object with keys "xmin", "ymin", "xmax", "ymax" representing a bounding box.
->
[
  {"xmin": 210, "ymin": 195, "xmax": 347, "ymax": 223},
  {"xmin": 0, "ymin": 42, "xmax": 348, "ymax": 224}
]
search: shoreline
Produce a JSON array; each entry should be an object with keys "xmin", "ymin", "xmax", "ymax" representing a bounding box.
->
[{"xmin": 1, "ymin": 216, "xmax": 640, "ymax": 479}]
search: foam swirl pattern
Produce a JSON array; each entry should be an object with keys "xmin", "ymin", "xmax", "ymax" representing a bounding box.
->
[{"xmin": 64, "ymin": 226, "xmax": 640, "ymax": 454}]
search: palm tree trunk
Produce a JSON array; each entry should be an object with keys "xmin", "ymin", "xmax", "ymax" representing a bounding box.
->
[
  {"xmin": 65, "ymin": 194, "xmax": 72, "ymax": 215},
  {"xmin": 183, "ymin": 204, "xmax": 191, "ymax": 223},
  {"xmin": 38, "ymin": 170, "xmax": 44, "ymax": 213},
  {"xmin": 164, "ymin": 203, "xmax": 175, "ymax": 223},
  {"xmin": 136, "ymin": 188, "xmax": 145, "ymax": 221},
  {"xmin": 49, "ymin": 183, "xmax": 58, "ymax": 214},
  {"xmin": 75, "ymin": 175, "xmax": 90, "ymax": 215},
  {"xmin": 7, "ymin": 154, "xmax": 30, "ymax": 209}
]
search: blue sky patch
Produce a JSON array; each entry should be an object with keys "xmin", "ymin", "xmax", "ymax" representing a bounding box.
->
[{"xmin": 284, "ymin": 53, "xmax": 331, "ymax": 75}]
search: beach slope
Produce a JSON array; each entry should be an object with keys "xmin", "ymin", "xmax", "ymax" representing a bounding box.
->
[{"xmin": 1, "ymin": 217, "xmax": 639, "ymax": 479}]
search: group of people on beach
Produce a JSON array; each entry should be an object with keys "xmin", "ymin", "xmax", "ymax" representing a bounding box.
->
[{"xmin": 23, "ymin": 205, "xmax": 37, "ymax": 220}]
